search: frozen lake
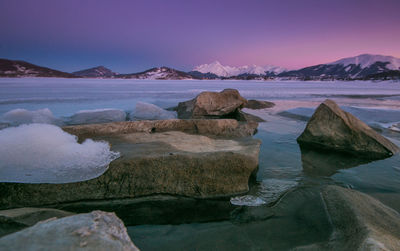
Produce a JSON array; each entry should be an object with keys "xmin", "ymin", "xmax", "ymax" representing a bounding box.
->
[{"xmin": 1, "ymin": 78, "xmax": 400, "ymax": 249}]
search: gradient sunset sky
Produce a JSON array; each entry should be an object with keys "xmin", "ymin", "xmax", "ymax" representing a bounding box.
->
[{"xmin": 1, "ymin": 0, "xmax": 399, "ymax": 73}]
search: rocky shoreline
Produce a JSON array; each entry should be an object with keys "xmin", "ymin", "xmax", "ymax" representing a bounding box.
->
[{"xmin": 1, "ymin": 90, "xmax": 400, "ymax": 250}]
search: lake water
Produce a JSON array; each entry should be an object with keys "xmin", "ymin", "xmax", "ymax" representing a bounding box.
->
[{"xmin": 1, "ymin": 78, "xmax": 400, "ymax": 250}]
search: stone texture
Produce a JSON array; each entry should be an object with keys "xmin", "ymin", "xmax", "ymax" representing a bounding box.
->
[
  {"xmin": 244, "ymin": 99, "xmax": 275, "ymax": 110},
  {"xmin": 0, "ymin": 131, "xmax": 260, "ymax": 209},
  {"xmin": 177, "ymin": 89, "xmax": 247, "ymax": 119},
  {"xmin": 63, "ymin": 119, "xmax": 258, "ymax": 140},
  {"xmin": 0, "ymin": 211, "xmax": 138, "ymax": 251},
  {"xmin": 0, "ymin": 207, "xmax": 73, "ymax": 237},
  {"xmin": 297, "ymin": 99, "xmax": 399, "ymax": 158},
  {"xmin": 321, "ymin": 185, "xmax": 400, "ymax": 250}
]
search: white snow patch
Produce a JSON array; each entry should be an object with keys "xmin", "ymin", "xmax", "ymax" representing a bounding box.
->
[
  {"xmin": 1, "ymin": 108, "xmax": 62, "ymax": 126},
  {"xmin": 130, "ymin": 102, "xmax": 176, "ymax": 120},
  {"xmin": 65, "ymin": 108, "xmax": 126, "ymax": 125},
  {"xmin": 230, "ymin": 195, "xmax": 266, "ymax": 206},
  {"xmin": 0, "ymin": 124, "xmax": 120, "ymax": 183}
]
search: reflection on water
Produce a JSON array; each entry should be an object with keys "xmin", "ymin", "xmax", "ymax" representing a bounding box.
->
[{"xmin": 299, "ymin": 146, "xmax": 375, "ymax": 177}]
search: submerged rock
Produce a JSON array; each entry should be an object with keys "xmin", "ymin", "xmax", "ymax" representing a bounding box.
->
[
  {"xmin": 130, "ymin": 102, "xmax": 176, "ymax": 121},
  {"xmin": 65, "ymin": 109, "xmax": 126, "ymax": 125},
  {"xmin": 0, "ymin": 211, "xmax": 138, "ymax": 251},
  {"xmin": 244, "ymin": 100, "xmax": 275, "ymax": 110},
  {"xmin": 297, "ymin": 99, "xmax": 399, "ymax": 159},
  {"xmin": 321, "ymin": 186, "xmax": 400, "ymax": 250},
  {"xmin": 177, "ymin": 89, "xmax": 247, "ymax": 119},
  {"xmin": 0, "ymin": 207, "xmax": 73, "ymax": 237}
]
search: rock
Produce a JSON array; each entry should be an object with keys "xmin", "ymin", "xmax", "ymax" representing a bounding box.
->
[
  {"xmin": 130, "ymin": 102, "xmax": 177, "ymax": 120},
  {"xmin": 1, "ymin": 108, "xmax": 62, "ymax": 126},
  {"xmin": 55, "ymin": 195, "xmax": 236, "ymax": 226},
  {"xmin": 0, "ymin": 130, "xmax": 261, "ymax": 209},
  {"xmin": 235, "ymin": 111, "xmax": 266, "ymax": 123},
  {"xmin": 389, "ymin": 123, "xmax": 400, "ymax": 133},
  {"xmin": 321, "ymin": 185, "xmax": 400, "ymax": 250},
  {"xmin": 65, "ymin": 109, "xmax": 127, "ymax": 125},
  {"xmin": 177, "ymin": 89, "xmax": 247, "ymax": 119},
  {"xmin": 297, "ymin": 99, "xmax": 399, "ymax": 159},
  {"xmin": 0, "ymin": 208, "xmax": 73, "ymax": 237},
  {"xmin": 63, "ymin": 119, "xmax": 258, "ymax": 140},
  {"xmin": 0, "ymin": 211, "xmax": 139, "ymax": 251},
  {"xmin": 244, "ymin": 100, "xmax": 275, "ymax": 109}
]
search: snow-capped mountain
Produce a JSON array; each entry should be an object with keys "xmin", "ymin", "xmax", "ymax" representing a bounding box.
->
[
  {"xmin": 119, "ymin": 67, "xmax": 194, "ymax": 80},
  {"xmin": 193, "ymin": 61, "xmax": 285, "ymax": 77},
  {"xmin": 73, "ymin": 66, "xmax": 117, "ymax": 78},
  {"xmin": 0, "ymin": 58, "xmax": 76, "ymax": 78},
  {"xmin": 329, "ymin": 54, "xmax": 400, "ymax": 70},
  {"xmin": 279, "ymin": 54, "xmax": 400, "ymax": 79}
]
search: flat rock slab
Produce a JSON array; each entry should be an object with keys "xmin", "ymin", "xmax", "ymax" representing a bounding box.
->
[
  {"xmin": 0, "ymin": 131, "xmax": 261, "ymax": 209},
  {"xmin": 297, "ymin": 99, "xmax": 399, "ymax": 159},
  {"xmin": 321, "ymin": 186, "xmax": 400, "ymax": 250},
  {"xmin": 63, "ymin": 119, "xmax": 258, "ymax": 140},
  {"xmin": 0, "ymin": 211, "xmax": 138, "ymax": 251}
]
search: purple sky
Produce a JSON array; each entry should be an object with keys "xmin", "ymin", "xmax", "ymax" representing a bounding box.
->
[{"xmin": 1, "ymin": 0, "xmax": 399, "ymax": 73}]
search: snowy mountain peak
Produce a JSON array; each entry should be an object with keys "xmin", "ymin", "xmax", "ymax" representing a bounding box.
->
[
  {"xmin": 193, "ymin": 61, "xmax": 285, "ymax": 77},
  {"xmin": 330, "ymin": 54, "xmax": 400, "ymax": 70}
]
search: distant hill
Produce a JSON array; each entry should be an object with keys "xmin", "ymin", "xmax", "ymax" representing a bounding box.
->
[
  {"xmin": 72, "ymin": 66, "xmax": 117, "ymax": 78},
  {"xmin": 278, "ymin": 54, "xmax": 400, "ymax": 80},
  {"xmin": 119, "ymin": 67, "xmax": 196, "ymax": 80},
  {"xmin": 0, "ymin": 58, "xmax": 76, "ymax": 78}
]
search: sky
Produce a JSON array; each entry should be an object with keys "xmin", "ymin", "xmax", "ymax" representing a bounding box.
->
[{"xmin": 0, "ymin": 0, "xmax": 399, "ymax": 73}]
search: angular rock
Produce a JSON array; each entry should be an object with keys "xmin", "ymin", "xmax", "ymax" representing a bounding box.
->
[
  {"xmin": 63, "ymin": 119, "xmax": 258, "ymax": 140},
  {"xmin": 177, "ymin": 89, "xmax": 247, "ymax": 119},
  {"xmin": 297, "ymin": 99, "xmax": 399, "ymax": 158},
  {"xmin": 0, "ymin": 211, "xmax": 138, "ymax": 251},
  {"xmin": 321, "ymin": 186, "xmax": 400, "ymax": 250},
  {"xmin": 0, "ymin": 130, "xmax": 261, "ymax": 209},
  {"xmin": 244, "ymin": 100, "xmax": 275, "ymax": 110},
  {"xmin": 0, "ymin": 208, "xmax": 74, "ymax": 237}
]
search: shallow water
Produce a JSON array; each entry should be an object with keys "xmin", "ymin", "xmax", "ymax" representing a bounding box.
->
[{"xmin": 1, "ymin": 78, "xmax": 400, "ymax": 249}]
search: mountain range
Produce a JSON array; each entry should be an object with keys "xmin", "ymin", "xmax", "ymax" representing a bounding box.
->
[{"xmin": 1, "ymin": 54, "xmax": 399, "ymax": 80}]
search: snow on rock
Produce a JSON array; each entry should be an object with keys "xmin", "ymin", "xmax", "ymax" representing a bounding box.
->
[
  {"xmin": 330, "ymin": 54, "xmax": 400, "ymax": 70},
  {"xmin": 130, "ymin": 102, "xmax": 177, "ymax": 120},
  {"xmin": 65, "ymin": 109, "xmax": 126, "ymax": 125},
  {"xmin": 1, "ymin": 108, "xmax": 62, "ymax": 126},
  {"xmin": 193, "ymin": 61, "xmax": 285, "ymax": 77},
  {"xmin": 0, "ymin": 124, "xmax": 120, "ymax": 183}
]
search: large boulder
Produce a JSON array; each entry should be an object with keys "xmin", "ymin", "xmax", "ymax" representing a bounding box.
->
[
  {"xmin": 177, "ymin": 89, "xmax": 247, "ymax": 119},
  {"xmin": 297, "ymin": 99, "xmax": 399, "ymax": 159},
  {"xmin": 0, "ymin": 211, "xmax": 138, "ymax": 251},
  {"xmin": 0, "ymin": 128, "xmax": 260, "ymax": 209},
  {"xmin": 321, "ymin": 186, "xmax": 400, "ymax": 250}
]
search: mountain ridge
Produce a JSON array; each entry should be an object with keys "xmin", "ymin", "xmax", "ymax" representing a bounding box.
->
[{"xmin": 1, "ymin": 54, "xmax": 399, "ymax": 80}]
